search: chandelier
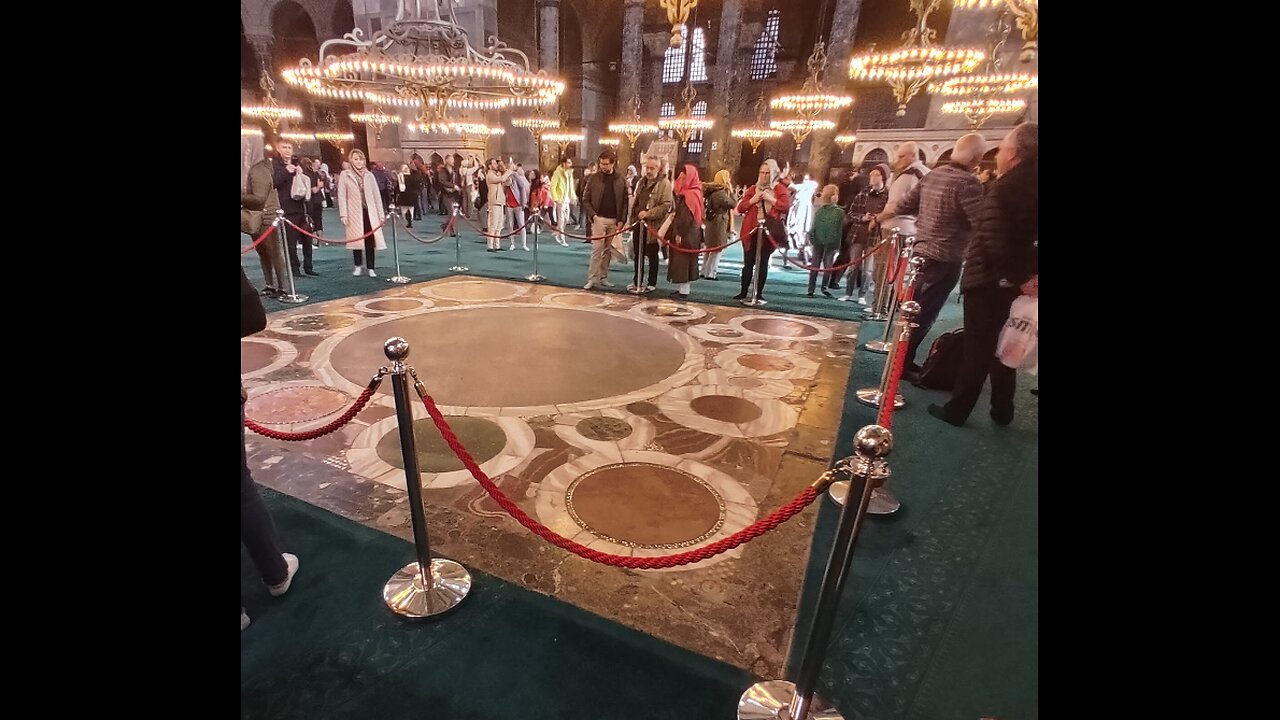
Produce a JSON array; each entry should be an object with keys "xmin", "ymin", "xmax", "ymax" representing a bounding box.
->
[
  {"xmin": 941, "ymin": 97, "xmax": 1025, "ymax": 126},
  {"xmin": 280, "ymin": 131, "xmax": 317, "ymax": 143},
  {"xmin": 350, "ymin": 107, "xmax": 402, "ymax": 141},
  {"xmin": 242, "ymin": 127, "xmax": 264, "ymax": 137},
  {"xmin": 598, "ymin": 137, "xmax": 621, "ymax": 147},
  {"xmin": 281, "ymin": 0, "xmax": 565, "ymax": 127},
  {"xmin": 928, "ymin": 71, "xmax": 1037, "ymax": 97},
  {"xmin": 316, "ymin": 131, "xmax": 356, "ymax": 147},
  {"xmin": 848, "ymin": 0, "xmax": 985, "ymax": 116},
  {"xmin": 659, "ymin": 0, "xmax": 700, "ymax": 48},
  {"xmin": 407, "ymin": 121, "xmax": 501, "ymax": 140},
  {"xmin": 954, "ymin": 0, "xmax": 1037, "ymax": 62},
  {"xmin": 933, "ymin": 10, "xmax": 1034, "ymax": 128},
  {"xmin": 731, "ymin": 97, "xmax": 783, "ymax": 153},
  {"xmin": 608, "ymin": 95, "xmax": 660, "ymax": 149},
  {"xmin": 835, "ymin": 134, "xmax": 858, "ymax": 151},
  {"xmin": 242, "ymin": 70, "xmax": 302, "ymax": 134},
  {"xmin": 769, "ymin": 41, "xmax": 853, "ymax": 148},
  {"xmin": 543, "ymin": 131, "xmax": 585, "ymax": 158},
  {"xmin": 659, "ymin": 84, "xmax": 714, "ymax": 146}
]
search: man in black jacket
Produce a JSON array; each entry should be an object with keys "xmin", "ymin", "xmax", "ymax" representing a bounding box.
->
[
  {"xmin": 272, "ymin": 138, "xmax": 316, "ymax": 277},
  {"xmin": 928, "ymin": 123, "xmax": 1038, "ymax": 427}
]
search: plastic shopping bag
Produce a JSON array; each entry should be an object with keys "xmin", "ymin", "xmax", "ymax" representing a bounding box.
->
[{"xmin": 997, "ymin": 294, "xmax": 1038, "ymax": 375}]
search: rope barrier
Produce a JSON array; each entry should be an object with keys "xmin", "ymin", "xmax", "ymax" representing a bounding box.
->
[
  {"xmin": 536, "ymin": 216, "xmax": 638, "ymax": 242},
  {"xmin": 413, "ymin": 377, "xmax": 822, "ymax": 570},
  {"xmin": 643, "ymin": 222, "xmax": 744, "ymax": 255},
  {"xmin": 240, "ymin": 224, "xmax": 278, "ymax": 255},
  {"xmin": 400, "ymin": 215, "xmax": 458, "ymax": 244},
  {"xmin": 245, "ymin": 371, "xmax": 386, "ymax": 441},
  {"xmin": 283, "ymin": 216, "xmax": 389, "ymax": 244},
  {"xmin": 764, "ymin": 234, "xmax": 894, "ymax": 274},
  {"xmin": 458, "ymin": 214, "xmax": 537, "ymax": 240}
]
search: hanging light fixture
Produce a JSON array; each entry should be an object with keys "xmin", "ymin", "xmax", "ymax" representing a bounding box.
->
[
  {"xmin": 608, "ymin": 95, "xmax": 660, "ymax": 150},
  {"xmin": 350, "ymin": 107, "xmax": 402, "ymax": 141},
  {"xmin": 280, "ymin": 131, "xmax": 318, "ymax": 143},
  {"xmin": 659, "ymin": 0, "xmax": 701, "ymax": 48},
  {"xmin": 835, "ymin": 134, "xmax": 858, "ymax": 152},
  {"xmin": 659, "ymin": 83, "xmax": 714, "ymax": 146},
  {"xmin": 731, "ymin": 97, "xmax": 784, "ymax": 153},
  {"xmin": 282, "ymin": 1, "xmax": 565, "ymax": 128},
  {"xmin": 543, "ymin": 131, "xmax": 586, "ymax": 157},
  {"xmin": 242, "ymin": 127, "xmax": 265, "ymax": 137},
  {"xmin": 953, "ymin": 0, "xmax": 1037, "ymax": 62},
  {"xmin": 933, "ymin": 9, "xmax": 1035, "ymax": 128},
  {"xmin": 848, "ymin": 0, "xmax": 985, "ymax": 116},
  {"xmin": 406, "ymin": 121, "xmax": 499, "ymax": 141},
  {"xmin": 769, "ymin": 41, "xmax": 853, "ymax": 148},
  {"xmin": 598, "ymin": 137, "xmax": 621, "ymax": 147},
  {"xmin": 241, "ymin": 69, "xmax": 302, "ymax": 134},
  {"xmin": 315, "ymin": 131, "xmax": 356, "ymax": 147}
]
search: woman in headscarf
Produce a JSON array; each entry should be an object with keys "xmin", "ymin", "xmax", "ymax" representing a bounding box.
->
[
  {"xmin": 700, "ymin": 170, "xmax": 737, "ymax": 281},
  {"xmin": 667, "ymin": 164, "xmax": 705, "ymax": 299},
  {"xmin": 336, "ymin": 149, "xmax": 387, "ymax": 278},
  {"xmin": 733, "ymin": 159, "xmax": 792, "ymax": 304}
]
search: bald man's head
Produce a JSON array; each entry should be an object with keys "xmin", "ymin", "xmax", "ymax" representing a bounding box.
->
[
  {"xmin": 893, "ymin": 142, "xmax": 919, "ymax": 171},
  {"xmin": 950, "ymin": 133, "xmax": 987, "ymax": 168}
]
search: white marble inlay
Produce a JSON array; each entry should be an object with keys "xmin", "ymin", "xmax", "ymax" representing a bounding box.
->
[
  {"xmin": 729, "ymin": 314, "xmax": 835, "ymax": 342},
  {"xmin": 347, "ymin": 413, "xmax": 535, "ymax": 490},
  {"xmin": 628, "ymin": 300, "xmax": 708, "ymax": 323},
  {"xmin": 553, "ymin": 408, "xmax": 657, "ymax": 461},
  {"xmin": 533, "ymin": 450, "xmax": 758, "ymax": 573},
  {"xmin": 242, "ymin": 380, "xmax": 354, "ymax": 433},
  {"xmin": 714, "ymin": 346, "xmax": 820, "ymax": 381},
  {"xmin": 687, "ymin": 323, "xmax": 758, "ymax": 344},
  {"xmin": 543, "ymin": 291, "xmax": 611, "ymax": 308},
  {"xmin": 655, "ymin": 385, "xmax": 800, "ymax": 439},
  {"xmin": 240, "ymin": 337, "xmax": 298, "ymax": 380},
  {"xmin": 696, "ymin": 370, "xmax": 795, "ymax": 399}
]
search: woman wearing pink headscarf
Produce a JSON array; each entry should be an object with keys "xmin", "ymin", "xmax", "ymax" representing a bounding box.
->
[{"xmin": 667, "ymin": 164, "xmax": 705, "ymax": 299}]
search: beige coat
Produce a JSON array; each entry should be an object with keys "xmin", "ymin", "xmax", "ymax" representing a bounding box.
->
[{"xmin": 337, "ymin": 169, "xmax": 387, "ymax": 250}]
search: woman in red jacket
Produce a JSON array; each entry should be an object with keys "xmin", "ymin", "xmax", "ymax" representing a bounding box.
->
[{"xmin": 733, "ymin": 159, "xmax": 792, "ymax": 305}]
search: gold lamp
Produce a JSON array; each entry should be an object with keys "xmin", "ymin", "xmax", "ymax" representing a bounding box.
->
[
  {"xmin": 241, "ymin": 70, "xmax": 302, "ymax": 135},
  {"xmin": 350, "ymin": 107, "xmax": 401, "ymax": 141},
  {"xmin": 543, "ymin": 131, "xmax": 586, "ymax": 157},
  {"xmin": 731, "ymin": 97, "xmax": 783, "ymax": 153},
  {"xmin": 659, "ymin": 0, "xmax": 700, "ymax": 48},
  {"xmin": 658, "ymin": 83, "xmax": 714, "ymax": 146},
  {"xmin": 769, "ymin": 41, "xmax": 853, "ymax": 148},
  {"xmin": 608, "ymin": 95, "xmax": 660, "ymax": 149},
  {"xmin": 954, "ymin": 0, "xmax": 1037, "ymax": 62}
]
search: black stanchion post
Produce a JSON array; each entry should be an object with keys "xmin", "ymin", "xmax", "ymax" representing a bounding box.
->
[
  {"xmin": 381, "ymin": 337, "xmax": 473, "ymax": 618},
  {"xmin": 448, "ymin": 203, "xmax": 468, "ymax": 273},
  {"xmin": 388, "ymin": 209, "xmax": 411, "ymax": 284},
  {"xmin": 737, "ymin": 425, "xmax": 894, "ymax": 720},
  {"xmin": 629, "ymin": 223, "xmax": 648, "ymax": 294},
  {"xmin": 742, "ymin": 224, "xmax": 765, "ymax": 306},
  {"xmin": 276, "ymin": 209, "xmax": 308, "ymax": 304},
  {"xmin": 528, "ymin": 218, "xmax": 546, "ymax": 282}
]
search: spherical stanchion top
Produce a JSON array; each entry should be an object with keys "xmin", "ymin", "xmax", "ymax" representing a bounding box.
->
[
  {"xmin": 900, "ymin": 300, "xmax": 921, "ymax": 318},
  {"xmin": 854, "ymin": 424, "xmax": 893, "ymax": 458},
  {"xmin": 384, "ymin": 337, "xmax": 411, "ymax": 361}
]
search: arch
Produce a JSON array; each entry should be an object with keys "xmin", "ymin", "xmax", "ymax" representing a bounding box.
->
[
  {"xmin": 857, "ymin": 147, "xmax": 890, "ymax": 166},
  {"xmin": 272, "ymin": 0, "xmax": 319, "ymax": 71}
]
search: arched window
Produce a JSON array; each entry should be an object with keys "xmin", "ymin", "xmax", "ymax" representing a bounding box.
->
[
  {"xmin": 750, "ymin": 9, "xmax": 780, "ymax": 80},
  {"xmin": 687, "ymin": 101, "xmax": 708, "ymax": 155},
  {"xmin": 659, "ymin": 101, "xmax": 675, "ymax": 139},
  {"xmin": 663, "ymin": 27, "xmax": 687, "ymax": 84},
  {"xmin": 690, "ymin": 27, "xmax": 708, "ymax": 83}
]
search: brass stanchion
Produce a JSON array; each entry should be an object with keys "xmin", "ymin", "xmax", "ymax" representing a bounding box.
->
[
  {"xmin": 380, "ymin": 337, "xmax": 473, "ymax": 618},
  {"xmin": 738, "ymin": 425, "xmax": 894, "ymax": 720},
  {"xmin": 742, "ymin": 224, "xmax": 766, "ymax": 306},
  {"xmin": 448, "ymin": 203, "xmax": 468, "ymax": 273},
  {"xmin": 628, "ymin": 223, "xmax": 651, "ymax": 295},
  {"xmin": 855, "ymin": 296, "xmax": 922, "ymax": 411},
  {"xmin": 860, "ymin": 230, "xmax": 902, "ymax": 322},
  {"xmin": 527, "ymin": 218, "xmax": 546, "ymax": 282},
  {"xmin": 387, "ymin": 210, "xmax": 411, "ymax": 284},
  {"xmin": 865, "ymin": 251, "xmax": 921, "ymax": 355},
  {"xmin": 275, "ymin": 209, "xmax": 309, "ymax": 304}
]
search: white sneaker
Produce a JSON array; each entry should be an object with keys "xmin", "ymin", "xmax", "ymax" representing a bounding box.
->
[
  {"xmin": 857, "ymin": 297, "xmax": 868, "ymax": 305},
  {"xmin": 600, "ymin": 280, "xmax": 615, "ymax": 288},
  {"xmin": 646, "ymin": 285, "xmax": 657, "ymax": 291},
  {"xmin": 241, "ymin": 610, "xmax": 251, "ymax": 631},
  {"xmin": 367, "ymin": 269, "xmax": 377, "ymax": 278},
  {"xmin": 522, "ymin": 244, "xmax": 530, "ymax": 251},
  {"xmin": 267, "ymin": 553, "xmax": 300, "ymax": 597},
  {"xmin": 837, "ymin": 296, "xmax": 851, "ymax": 302},
  {"xmin": 353, "ymin": 266, "xmax": 363, "ymax": 276},
  {"xmin": 583, "ymin": 282, "xmax": 595, "ymax": 290}
]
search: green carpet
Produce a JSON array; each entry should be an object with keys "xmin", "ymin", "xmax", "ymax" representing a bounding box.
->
[
  {"xmin": 242, "ymin": 211, "xmax": 1038, "ymax": 719},
  {"xmin": 241, "ymin": 488, "xmax": 755, "ymax": 720}
]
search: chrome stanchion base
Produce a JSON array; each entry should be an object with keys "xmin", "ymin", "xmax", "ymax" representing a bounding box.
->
[
  {"xmin": 828, "ymin": 481, "xmax": 900, "ymax": 515},
  {"xmin": 449, "ymin": 265, "xmax": 469, "ymax": 273},
  {"xmin": 854, "ymin": 388, "xmax": 905, "ymax": 409},
  {"xmin": 741, "ymin": 298, "xmax": 767, "ymax": 307},
  {"xmin": 737, "ymin": 681, "xmax": 844, "ymax": 720},
  {"xmin": 527, "ymin": 273, "xmax": 547, "ymax": 282},
  {"xmin": 864, "ymin": 340, "xmax": 893, "ymax": 354},
  {"xmin": 860, "ymin": 311, "xmax": 890, "ymax": 321},
  {"xmin": 277, "ymin": 293, "xmax": 309, "ymax": 304},
  {"xmin": 626, "ymin": 284, "xmax": 651, "ymax": 294},
  {"xmin": 387, "ymin": 275, "xmax": 411, "ymax": 285},
  {"xmin": 382, "ymin": 558, "xmax": 472, "ymax": 619}
]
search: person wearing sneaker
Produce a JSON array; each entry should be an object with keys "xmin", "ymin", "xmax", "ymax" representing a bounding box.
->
[
  {"xmin": 807, "ymin": 185, "xmax": 846, "ymax": 298},
  {"xmin": 734, "ymin": 159, "xmax": 792, "ymax": 305},
  {"xmin": 837, "ymin": 163, "xmax": 891, "ymax": 303},
  {"xmin": 242, "ymin": 267, "xmax": 300, "ymax": 630},
  {"xmin": 624, "ymin": 156, "xmax": 672, "ymax": 292},
  {"xmin": 271, "ymin": 138, "xmax": 315, "ymax": 278},
  {"xmin": 582, "ymin": 150, "xmax": 629, "ymax": 290},
  {"xmin": 337, "ymin": 149, "xmax": 387, "ymax": 278},
  {"xmin": 700, "ymin": 170, "xmax": 737, "ymax": 281}
]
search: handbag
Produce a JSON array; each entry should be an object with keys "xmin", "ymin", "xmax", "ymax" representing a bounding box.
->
[
  {"xmin": 290, "ymin": 169, "xmax": 311, "ymax": 201},
  {"xmin": 997, "ymin": 295, "xmax": 1038, "ymax": 375}
]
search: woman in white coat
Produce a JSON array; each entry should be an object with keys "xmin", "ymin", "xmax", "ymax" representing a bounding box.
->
[{"xmin": 337, "ymin": 149, "xmax": 387, "ymax": 277}]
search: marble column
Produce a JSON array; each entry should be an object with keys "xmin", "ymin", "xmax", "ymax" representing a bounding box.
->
[
  {"xmin": 805, "ymin": 0, "xmax": 864, "ymax": 184},
  {"xmin": 618, "ymin": 0, "xmax": 646, "ymax": 168},
  {"xmin": 707, "ymin": 0, "xmax": 746, "ymax": 175},
  {"xmin": 537, "ymin": 0, "xmax": 560, "ymax": 75}
]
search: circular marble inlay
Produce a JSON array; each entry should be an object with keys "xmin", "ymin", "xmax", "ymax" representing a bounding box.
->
[
  {"xmin": 726, "ymin": 376, "xmax": 765, "ymax": 389},
  {"xmin": 365, "ymin": 298, "xmax": 423, "ymax": 311},
  {"xmin": 545, "ymin": 292, "xmax": 609, "ymax": 308},
  {"xmin": 241, "ymin": 343, "xmax": 278, "ymax": 374},
  {"xmin": 707, "ymin": 328, "xmax": 745, "ymax": 338},
  {"xmin": 738, "ymin": 354, "xmax": 796, "ymax": 372},
  {"xmin": 627, "ymin": 401, "xmax": 660, "ymax": 415},
  {"xmin": 420, "ymin": 280, "xmax": 527, "ymax": 302},
  {"xmin": 284, "ymin": 314, "xmax": 357, "ymax": 333},
  {"xmin": 328, "ymin": 306, "xmax": 689, "ymax": 408},
  {"xmin": 376, "ymin": 417, "xmax": 506, "ymax": 473},
  {"xmin": 690, "ymin": 395, "xmax": 763, "ymax": 424},
  {"xmin": 245, "ymin": 386, "xmax": 352, "ymax": 425},
  {"xmin": 576, "ymin": 416, "xmax": 633, "ymax": 441},
  {"xmin": 740, "ymin": 318, "xmax": 819, "ymax": 338},
  {"xmin": 643, "ymin": 303, "xmax": 696, "ymax": 318},
  {"xmin": 566, "ymin": 463, "xmax": 724, "ymax": 548}
]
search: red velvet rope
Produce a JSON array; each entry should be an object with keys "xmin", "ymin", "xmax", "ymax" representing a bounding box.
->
[
  {"xmin": 416, "ymin": 387, "xmax": 820, "ymax": 569},
  {"xmin": 284, "ymin": 216, "xmax": 389, "ymax": 244},
  {"xmin": 240, "ymin": 224, "xmax": 278, "ymax": 255},
  {"xmin": 458, "ymin": 214, "xmax": 537, "ymax": 239},
  {"xmin": 245, "ymin": 378, "xmax": 382, "ymax": 441},
  {"xmin": 537, "ymin": 216, "xmax": 638, "ymax": 241},
  {"xmin": 764, "ymin": 234, "xmax": 893, "ymax": 273},
  {"xmin": 876, "ymin": 266, "xmax": 917, "ymax": 429},
  {"xmin": 643, "ymin": 222, "xmax": 744, "ymax": 255},
  {"xmin": 400, "ymin": 216, "xmax": 458, "ymax": 244}
]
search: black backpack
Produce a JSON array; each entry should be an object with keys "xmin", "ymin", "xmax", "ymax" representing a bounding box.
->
[{"xmin": 915, "ymin": 329, "xmax": 964, "ymax": 390}]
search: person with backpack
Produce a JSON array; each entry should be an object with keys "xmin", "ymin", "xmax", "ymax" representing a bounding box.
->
[{"xmin": 700, "ymin": 170, "xmax": 737, "ymax": 281}]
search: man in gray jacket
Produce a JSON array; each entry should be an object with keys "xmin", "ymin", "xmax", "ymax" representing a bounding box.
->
[
  {"xmin": 507, "ymin": 163, "xmax": 531, "ymax": 251},
  {"xmin": 624, "ymin": 156, "xmax": 673, "ymax": 292}
]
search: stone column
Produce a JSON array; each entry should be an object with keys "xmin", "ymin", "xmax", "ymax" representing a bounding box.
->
[
  {"xmin": 707, "ymin": 0, "xmax": 746, "ymax": 174},
  {"xmin": 805, "ymin": 0, "xmax": 864, "ymax": 184},
  {"xmin": 537, "ymin": 0, "xmax": 560, "ymax": 75},
  {"xmin": 618, "ymin": 0, "xmax": 647, "ymax": 168}
]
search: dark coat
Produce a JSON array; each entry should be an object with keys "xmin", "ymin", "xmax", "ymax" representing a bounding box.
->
[
  {"xmin": 272, "ymin": 157, "xmax": 307, "ymax": 217},
  {"xmin": 960, "ymin": 158, "xmax": 1038, "ymax": 292},
  {"xmin": 667, "ymin": 194, "xmax": 704, "ymax": 284},
  {"xmin": 701, "ymin": 183, "xmax": 735, "ymax": 249}
]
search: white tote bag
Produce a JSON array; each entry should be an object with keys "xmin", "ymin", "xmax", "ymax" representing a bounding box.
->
[{"xmin": 997, "ymin": 294, "xmax": 1038, "ymax": 375}]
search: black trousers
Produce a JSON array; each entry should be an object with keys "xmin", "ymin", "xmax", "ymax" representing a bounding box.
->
[
  {"xmin": 904, "ymin": 258, "xmax": 963, "ymax": 367},
  {"xmin": 632, "ymin": 225, "xmax": 659, "ymax": 287},
  {"xmin": 242, "ymin": 405, "xmax": 286, "ymax": 586},
  {"xmin": 739, "ymin": 233, "xmax": 774, "ymax": 298},
  {"xmin": 943, "ymin": 283, "xmax": 1020, "ymax": 421},
  {"xmin": 352, "ymin": 208, "xmax": 376, "ymax": 268},
  {"xmin": 284, "ymin": 212, "xmax": 313, "ymax": 273}
]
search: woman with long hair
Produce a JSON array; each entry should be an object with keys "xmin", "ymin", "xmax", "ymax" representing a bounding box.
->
[
  {"xmin": 700, "ymin": 169, "xmax": 737, "ymax": 281},
  {"xmin": 336, "ymin": 149, "xmax": 387, "ymax": 278},
  {"xmin": 667, "ymin": 164, "xmax": 705, "ymax": 299}
]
